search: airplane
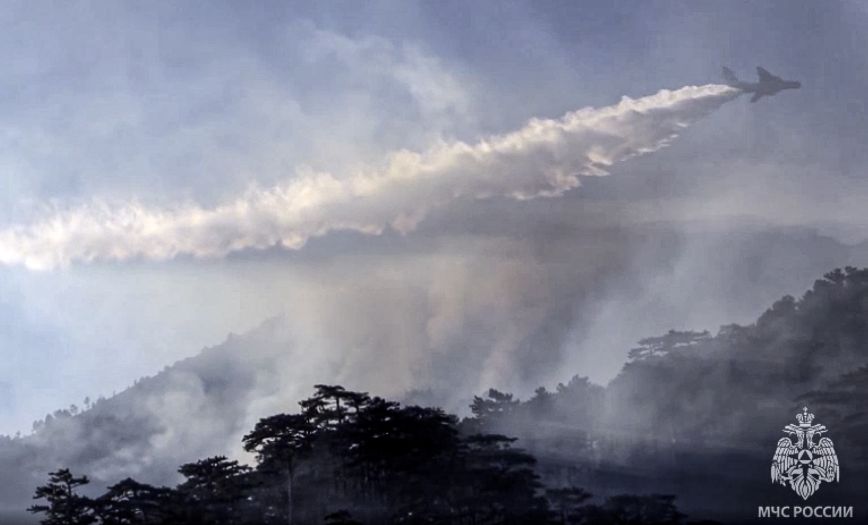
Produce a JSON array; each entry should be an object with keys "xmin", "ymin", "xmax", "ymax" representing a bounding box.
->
[{"xmin": 722, "ymin": 66, "xmax": 801, "ymax": 103}]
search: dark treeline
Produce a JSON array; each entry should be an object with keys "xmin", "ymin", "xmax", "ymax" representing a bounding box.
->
[{"xmin": 28, "ymin": 385, "xmax": 691, "ymax": 525}]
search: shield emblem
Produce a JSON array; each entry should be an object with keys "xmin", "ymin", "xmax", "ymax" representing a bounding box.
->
[{"xmin": 770, "ymin": 407, "xmax": 839, "ymax": 500}]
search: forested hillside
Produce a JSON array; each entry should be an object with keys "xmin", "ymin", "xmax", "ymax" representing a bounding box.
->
[
  {"xmin": 15, "ymin": 267, "xmax": 868, "ymax": 524},
  {"xmin": 28, "ymin": 385, "xmax": 687, "ymax": 525},
  {"xmin": 470, "ymin": 267, "xmax": 868, "ymax": 520}
]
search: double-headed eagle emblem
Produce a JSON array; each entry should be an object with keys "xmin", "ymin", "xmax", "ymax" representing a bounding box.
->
[{"xmin": 771, "ymin": 407, "xmax": 839, "ymax": 500}]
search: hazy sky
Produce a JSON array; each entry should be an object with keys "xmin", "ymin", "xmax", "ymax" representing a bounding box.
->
[{"xmin": 1, "ymin": 0, "xmax": 867, "ymax": 435}]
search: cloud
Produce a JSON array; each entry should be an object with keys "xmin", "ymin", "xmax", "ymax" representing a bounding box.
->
[{"xmin": 0, "ymin": 84, "xmax": 737, "ymax": 271}]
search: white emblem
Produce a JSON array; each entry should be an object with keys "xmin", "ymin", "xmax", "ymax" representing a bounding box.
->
[{"xmin": 771, "ymin": 407, "xmax": 839, "ymax": 500}]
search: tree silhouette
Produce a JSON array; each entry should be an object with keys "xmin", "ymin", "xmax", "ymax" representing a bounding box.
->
[
  {"xmin": 242, "ymin": 414, "xmax": 314, "ymax": 524},
  {"xmin": 177, "ymin": 456, "xmax": 254, "ymax": 524},
  {"xmin": 93, "ymin": 478, "xmax": 178, "ymax": 525},
  {"xmin": 470, "ymin": 389, "xmax": 519, "ymax": 423},
  {"xmin": 461, "ymin": 434, "xmax": 549, "ymax": 523},
  {"xmin": 627, "ymin": 330, "xmax": 711, "ymax": 362},
  {"xmin": 29, "ymin": 469, "xmax": 96, "ymax": 525},
  {"xmin": 300, "ymin": 384, "xmax": 369, "ymax": 429}
]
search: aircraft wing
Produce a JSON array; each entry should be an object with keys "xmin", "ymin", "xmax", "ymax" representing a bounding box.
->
[
  {"xmin": 757, "ymin": 67, "xmax": 782, "ymax": 82},
  {"xmin": 750, "ymin": 93, "xmax": 764, "ymax": 103}
]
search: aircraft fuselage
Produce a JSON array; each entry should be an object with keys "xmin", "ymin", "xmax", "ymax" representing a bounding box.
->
[
  {"xmin": 731, "ymin": 79, "xmax": 801, "ymax": 96},
  {"xmin": 722, "ymin": 67, "xmax": 800, "ymax": 102}
]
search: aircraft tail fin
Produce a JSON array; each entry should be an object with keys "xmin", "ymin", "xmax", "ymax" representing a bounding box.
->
[{"xmin": 722, "ymin": 67, "xmax": 738, "ymax": 85}]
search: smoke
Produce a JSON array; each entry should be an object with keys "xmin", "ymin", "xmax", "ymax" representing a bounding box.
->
[{"xmin": 0, "ymin": 84, "xmax": 737, "ymax": 270}]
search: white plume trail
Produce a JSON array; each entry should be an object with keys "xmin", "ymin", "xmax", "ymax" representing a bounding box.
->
[{"xmin": 0, "ymin": 84, "xmax": 738, "ymax": 270}]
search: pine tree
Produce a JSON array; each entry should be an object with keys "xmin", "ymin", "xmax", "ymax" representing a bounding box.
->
[
  {"xmin": 29, "ymin": 469, "xmax": 96, "ymax": 525},
  {"xmin": 243, "ymin": 414, "xmax": 315, "ymax": 525}
]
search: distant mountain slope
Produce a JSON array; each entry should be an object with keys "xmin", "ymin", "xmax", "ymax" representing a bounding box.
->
[
  {"xmin": 0, "ymin": 318, "xmax": 299, "ymax": 524},
  {"xmin": 474, "ymin": 267, "xmax": 868, "ymax": 521}
]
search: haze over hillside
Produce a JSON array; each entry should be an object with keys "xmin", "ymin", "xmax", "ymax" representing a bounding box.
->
[{"xmin": 2, "ymin": 225, "xmax": 868, "ymax": 523}]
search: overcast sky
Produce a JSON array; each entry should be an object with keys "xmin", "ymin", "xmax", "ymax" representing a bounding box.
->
[{"xmin": 1, "ymin": 0, "xmax": 867, "ymax": 435}]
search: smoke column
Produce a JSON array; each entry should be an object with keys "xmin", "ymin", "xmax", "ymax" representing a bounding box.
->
[{"xmin": 0, "ymin": 84, "xmax": 738, "ymax": 270}]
